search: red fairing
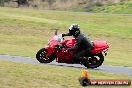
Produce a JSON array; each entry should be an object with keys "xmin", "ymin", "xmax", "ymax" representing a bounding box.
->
[
  {"xmin": 48, "ymin": 35, "xmax": 61, "ymax": 48},
  {"xmin": 55, "ymin": 48, "xmax": 74, "ymax": 63},
  {"xmin": 65, "ymin": 38, "xmax": 75, "ymax": 48},
  {"xmin": 90, "ymin": 40, "xmax": 109, "ymax": 54}
]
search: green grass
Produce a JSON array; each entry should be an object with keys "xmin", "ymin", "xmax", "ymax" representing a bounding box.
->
[
  {"xmin": 90, "ymin": 1, "xmax": 132, "ymax": 14},
  {"xmin": 0, "ymin": 60, "xmax": 132, "ymax": 88},
  {"xmin": 0, "ymin": 7, "xmax": 132, "ymax": 67}
]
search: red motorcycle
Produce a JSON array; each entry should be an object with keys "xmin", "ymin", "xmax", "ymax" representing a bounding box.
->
[{"xmin": 36, "ymin": 30, "xmax": 109, "ymax": 68}]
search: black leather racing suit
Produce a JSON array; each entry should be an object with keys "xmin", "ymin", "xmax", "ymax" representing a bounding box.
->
[{"xmin": 62, "ymin": 32, "xmax": 93, "ymax": 62}]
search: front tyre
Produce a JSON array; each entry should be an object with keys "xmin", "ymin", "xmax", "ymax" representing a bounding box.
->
[
  {"xmin": 36, "ymin": 48, "xmax": 55, "ymax": 63},
  {"xmin": 84, "ymin": 53, "xmax": 104, "ymax": 69}
]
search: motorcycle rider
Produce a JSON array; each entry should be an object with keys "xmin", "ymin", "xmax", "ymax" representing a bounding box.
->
[{"xmin": 62, "ymin": 24, "xmax": 93, "ymax": 63}]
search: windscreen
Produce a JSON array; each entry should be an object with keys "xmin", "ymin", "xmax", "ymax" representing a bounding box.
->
[{"xmin": 53, "ymin": 35, "xmax": 64, "ymax": 42}]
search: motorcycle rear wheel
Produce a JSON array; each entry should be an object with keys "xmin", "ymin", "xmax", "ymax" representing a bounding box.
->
[
  {"xmin": 84, "ymin": 53, "xmax": 104, "ymax": 69},
  {"xmin": 36, "ymin": 48, "xmax": 55, "ymax": 63}
]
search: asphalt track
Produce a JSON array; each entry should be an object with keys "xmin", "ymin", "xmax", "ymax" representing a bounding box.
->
[{"xmin": 0, "ymin": 55, "xmax": 132, "ymax": 76}]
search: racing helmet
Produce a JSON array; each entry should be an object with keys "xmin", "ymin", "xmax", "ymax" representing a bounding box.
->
[{"xmin": 69, "ymin": 24, "xmax": 80, "ymax": 37}]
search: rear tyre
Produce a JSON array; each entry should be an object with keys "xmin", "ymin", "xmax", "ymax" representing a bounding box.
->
[
  {"xmin": 36, "ymin": 48, "xmax": 55, "ymax": 63},
  {"xmin": 84, "ymin": 53, "xmax": 104, "ymax": 69}
]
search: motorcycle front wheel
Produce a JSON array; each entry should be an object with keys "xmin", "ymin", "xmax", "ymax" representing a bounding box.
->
[
  {"xmin": 36, "ymin": 48, "xmax": 56, "ymax": 63},
  {"xmin": 84, "ymin": 53, "xmax": 104, "ymax": 69}
]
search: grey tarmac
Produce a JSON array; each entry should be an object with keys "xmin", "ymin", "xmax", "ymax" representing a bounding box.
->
[{"xmin": 0, "ymin": 55, "xmax": 132, "ymax": 76}]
